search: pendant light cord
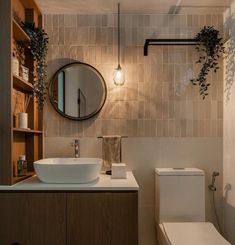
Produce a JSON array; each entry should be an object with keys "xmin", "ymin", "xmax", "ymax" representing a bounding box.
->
[{"xmin": 118, "ymin": 3, "xmax": 120, "ymax": 68}]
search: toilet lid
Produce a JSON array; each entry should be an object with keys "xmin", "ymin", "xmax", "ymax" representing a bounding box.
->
[{"xmin": 162, "ymin": 222, "xmax": 230, "ymax": 245}]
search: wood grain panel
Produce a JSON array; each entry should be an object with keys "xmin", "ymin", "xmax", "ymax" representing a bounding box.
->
[
  {"xmin": 27, "ymin": 96, "xmax": 36, "ymax": 130},
  {"xmin": 13, "ymin": 0, "xmax": 25, "ymax": 22},
  {"xmin": 13, "ymin": 133, "xmax": 26, "ymax": 175},
  {"xmin": 13, "ymin": 19, "xmax": 30, "ymax": 41},
  {"xmin": 25, "ymin": 8, "xmax": 40, "ymax": 31},
  {"xmin": 13, "ymin": 75, "xmax": 33, "ymax": 92},
  {"xmin": 67, "ymin": 192, "xmax": 138, "ymax": 245},
  {"xmin": 26, "ymin": 134, "xmax": 37, "ymax": 171},
  {"xmin": 21, "ymin": 0, "xmax": 41, "ymax": 15},
  {"xmin": 0, "ymin": 193, "xmax": 66, "ymax": 245},
  {"xmin": 0, "ymin": 0, "xmax": 13, "ymax": 185}
]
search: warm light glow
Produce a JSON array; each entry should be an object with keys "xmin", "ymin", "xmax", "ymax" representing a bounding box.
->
[
  {"xmin": 113, "ymin": 3, "xmax": 125, "ymax": 86},
  {"xmin": 113, "ymin": 67, "xmax": 125, "ymax": 86}
]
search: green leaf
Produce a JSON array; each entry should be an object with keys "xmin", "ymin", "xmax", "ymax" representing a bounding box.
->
[{"xmin": 192, "ymin": 25, "xmax": 224, "ymax": 99}]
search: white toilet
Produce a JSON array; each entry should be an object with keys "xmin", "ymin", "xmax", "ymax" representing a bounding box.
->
[{"xmin": 155, "ymin": 168, "xmax": 231, "ymax": 245}]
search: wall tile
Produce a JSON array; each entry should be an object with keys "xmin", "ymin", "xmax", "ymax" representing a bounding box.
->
[
  {"xmin": 52, "ymin": 15, "xmax": 59, "ymax": 27},
  {"xmin": 45, "ymin": 13, "xmax": 223, "ymax": 138},
  {"xmin": 64, "ymin": 15, "xmax": 77, "ymax": 27}
]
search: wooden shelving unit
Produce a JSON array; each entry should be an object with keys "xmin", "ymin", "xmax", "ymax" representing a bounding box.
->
[
  {"xmin": 0, "ymin": 0, "xmax": 43, "ymax": 185},
  {"xmin": 13, "ymin": 19, "xmax": 30, "ymax": 42}
]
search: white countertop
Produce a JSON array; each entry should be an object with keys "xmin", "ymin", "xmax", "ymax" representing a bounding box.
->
[{"xmin": 0, "ymin": 171, "xmax": 139, "ymax": 191}]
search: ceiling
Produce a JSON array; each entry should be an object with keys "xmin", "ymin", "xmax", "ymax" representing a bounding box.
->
[{"xmin": 35, "ymin": 0, "xmax": 234, "ymax": 14}]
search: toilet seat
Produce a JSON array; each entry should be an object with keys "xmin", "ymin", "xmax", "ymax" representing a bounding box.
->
[{"xmin": 160, "ymin": 222, "xmax": 230, "ymax": 245}]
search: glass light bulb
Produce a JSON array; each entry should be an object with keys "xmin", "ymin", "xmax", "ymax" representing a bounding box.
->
[{"xmin": 113, "ymin": 67, "xmax": 125, "ymax": 86}]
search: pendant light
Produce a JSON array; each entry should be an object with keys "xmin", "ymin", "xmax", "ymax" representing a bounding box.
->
[{"xmin": 113, "ymin": 3, "xmax": 125, "ymax": 86}]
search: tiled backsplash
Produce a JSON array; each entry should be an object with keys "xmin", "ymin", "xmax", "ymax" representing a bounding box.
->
[{"xmin": 44, "ymin": 13, "xmax": 223, "ymax": 137}]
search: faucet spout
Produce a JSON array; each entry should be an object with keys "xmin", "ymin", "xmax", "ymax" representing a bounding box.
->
[{"xmin": 74, "ymin": 139, "xmax": 80, "ymax": 158}]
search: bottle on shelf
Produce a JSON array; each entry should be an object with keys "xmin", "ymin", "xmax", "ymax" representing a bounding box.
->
[{"xmin": 17, "ymin": 155, "xmax": 27, "ymax": 176}]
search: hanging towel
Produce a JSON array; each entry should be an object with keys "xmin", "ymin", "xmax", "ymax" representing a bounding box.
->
[{"xmin": 102, "ymin": 135, "xmax": 121, "ymax": 171}]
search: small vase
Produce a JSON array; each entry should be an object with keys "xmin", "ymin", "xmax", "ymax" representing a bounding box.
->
[{"xmin": 19, "ymin": 112, "xmax": 28, "ymax": 129}]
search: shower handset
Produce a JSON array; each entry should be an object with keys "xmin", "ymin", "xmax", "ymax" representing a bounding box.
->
[{"xmin": 208, "ymin": 171, "xmax": 219, "ymax": 191}]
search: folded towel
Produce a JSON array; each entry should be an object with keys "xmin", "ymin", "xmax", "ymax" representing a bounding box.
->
[{"xmin": 102, "ymin": 135, "xmax": 121, "ymax": 171}]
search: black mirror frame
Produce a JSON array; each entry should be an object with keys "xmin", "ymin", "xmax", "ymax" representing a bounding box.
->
[{"xmin": 48, "ymin": 61, "xmax": 107, "ymax": 121}]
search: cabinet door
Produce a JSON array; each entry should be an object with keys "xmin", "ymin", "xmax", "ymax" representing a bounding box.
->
[
  {"xmin": 67, "ymin": 192, "xmax": 138, "ymax": 245},
  {"xmin": 0, "ymin": 193, "xmax": 66, "ymax": 245}
]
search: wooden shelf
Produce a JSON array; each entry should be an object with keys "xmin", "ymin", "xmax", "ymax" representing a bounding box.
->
[
  {"xmin": 13, "ymin": 171, "xmax": 35, "ymax": 184},
  {"xmin": 13, "ymin": 19, "xmax": 30, "ymax": 42},
  {"xmin": 13, "ymin": 74, "xmax": 33, "ymax": 92},
  {"xmin": 13, "ymin": 128, "xmax": 43, "ymax": 134}
]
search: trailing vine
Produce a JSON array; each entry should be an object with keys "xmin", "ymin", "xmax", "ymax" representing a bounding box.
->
[
  {"xmin": 22, "ymin": 22, "xmax": 49, "ymax": 109},
  {"xmin": 191, "ymin": 26, "xmax": 225, "ymax": 99}
]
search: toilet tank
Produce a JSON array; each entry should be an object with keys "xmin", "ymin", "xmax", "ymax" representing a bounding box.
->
[{"xmin": 155, "ymin": 168, "xmax": 205, "ymax": 224}]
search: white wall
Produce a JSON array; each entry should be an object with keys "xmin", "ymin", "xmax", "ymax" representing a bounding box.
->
[
  {"xmin": 45, "ymin": 137, "xmax": 223, "ymax": 245},
  {"xmin": 223, "ymin": 4, "xmax": 235, "ymax": 244}
]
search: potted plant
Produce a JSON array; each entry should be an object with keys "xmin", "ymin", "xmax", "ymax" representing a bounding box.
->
[
  {"xmin": 22, "ymin": 22, "xmax": 49, "ymax": 109},
  {"xmin": 191, "ymin": 26, "xmax": 225, "ymax": 99}
]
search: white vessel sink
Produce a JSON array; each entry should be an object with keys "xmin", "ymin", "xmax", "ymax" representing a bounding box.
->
[{"xmin": 34, "ymin": 158, "xmax": 102, "ymax": 184}]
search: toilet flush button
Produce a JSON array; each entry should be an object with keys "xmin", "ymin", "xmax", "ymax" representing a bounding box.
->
[{"xmin": 173, "ymin": 168, "xmax": 185, "ymax": 170}]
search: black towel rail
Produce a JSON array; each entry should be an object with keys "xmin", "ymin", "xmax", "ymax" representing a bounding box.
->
[
  {"xmin": 97, "ymin": 136, "xmax": 128, "ymax": 139},
  {"xmin": 144, "ymin": 38, "xmax": 198, "ymax": 56}
]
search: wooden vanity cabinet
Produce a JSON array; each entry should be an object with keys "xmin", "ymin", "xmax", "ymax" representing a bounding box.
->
[
  {"xmin": 67, "ymin": 192, "xmax": 138, "ymax": 245},
  {"xmin": 0, "ymin": 193, "xmax": 66, "ymax": 245},
  {"xmin": 0, "ymin": 191, "xmax": 138, "ymax": 245}
]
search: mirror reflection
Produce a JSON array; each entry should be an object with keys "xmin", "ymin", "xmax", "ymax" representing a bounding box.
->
[{"xmin": 49, "ymin": 62, "xmax": 107, "ymax": 120}]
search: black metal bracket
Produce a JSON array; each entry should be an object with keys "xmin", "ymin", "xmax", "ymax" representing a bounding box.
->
[{"xmin": 144, "ymin": 39, "xmax": 198, "ymax": 56}]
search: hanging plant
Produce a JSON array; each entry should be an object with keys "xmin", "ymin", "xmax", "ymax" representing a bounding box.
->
[
  {"xmin": 22, "ymin": 22, "xmax": 49, "ymax": 109},
  {"xmin": 191, "ymin": 26, "xmax": 225, "ymax": 99}
]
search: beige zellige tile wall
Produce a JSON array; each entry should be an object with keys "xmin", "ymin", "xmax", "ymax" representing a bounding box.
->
[{"xmin": 44, "ymin": 13, "xmax": 223, "ymax": 138}]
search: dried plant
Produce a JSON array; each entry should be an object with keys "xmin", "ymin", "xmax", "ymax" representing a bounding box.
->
[
  {"xmin": 13, "ymin": 40, "xmax": 25, "ymax": 75},
  {"xmin": 24, "ymin": 94, "xmax": 32, "ymax": 112}
]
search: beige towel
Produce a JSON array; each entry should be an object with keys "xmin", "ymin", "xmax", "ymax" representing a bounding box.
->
[{"xmin": 102, "ymin": 135, "xmax": 121, "ymax": 171}]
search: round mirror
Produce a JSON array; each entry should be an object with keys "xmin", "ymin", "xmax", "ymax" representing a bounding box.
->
[{"xmin": 49, "ymin": 62, "xmax": 107, "ymax": 120}]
